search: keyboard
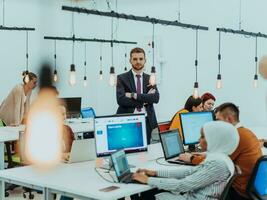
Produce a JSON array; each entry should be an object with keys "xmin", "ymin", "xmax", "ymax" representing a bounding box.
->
[{"xmin": 121, "ymin": 173, "xmax": 140, "ymax": 184}]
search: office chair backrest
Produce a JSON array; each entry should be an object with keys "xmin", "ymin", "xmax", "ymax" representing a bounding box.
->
[
  {"xmin": 247, "ymin": 155, "xmax": 267, "ymax": 200},
  {"xmin": 219, "ymin": 165, "xmax": 242, "ymax": 200},
  {"xmin": 81, "ymin": 107, "xmax": 96, "ymax": 118}
]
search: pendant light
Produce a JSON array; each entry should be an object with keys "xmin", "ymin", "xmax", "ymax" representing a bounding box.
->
[
  {"xmin": 216, "ymin": 31, "xmax": 222, "ymax": 89},
  {"xmin": 24, "ymin": 31, "xmax": 30, "ymax": 83},
  {"xmin": 99, "ymin": 44, "xmax": 103, "ymax": 81},
  {"xmin": 253, "ymin": 36, "xmax": 259, "ymax": 88},
  {"xmin": 149, "ymin": 23, "xmax": 156, "ymax": 86},
  {"xmin": 83, "ymin": 42, "xmax": 88, "ymax": 87},
  {"xmin": 69, "ymin": 37, "xmax": 76, "ymax": 86},
  {"xmin": 109, "ymin": 17, "xmax": 116, "ymax": 86},
  {"xmin": 69, "ymin": 13, "xmax": 76, "ymax": 86},
  {"xmin": 193, "ymin": 29, "xmax": 199, "ymax": 98},
  {"xmin": 124, "ymin": 46, "xmax": 127, "ymax": 71},
  {"xmin": 53, "ymin": 40, "xmax": 58, "ymax": 82}
]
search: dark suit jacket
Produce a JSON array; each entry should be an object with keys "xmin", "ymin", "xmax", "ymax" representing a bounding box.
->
[{"xmin": 116, "ymin": 70, "xmax": 160, "ymax": 129}]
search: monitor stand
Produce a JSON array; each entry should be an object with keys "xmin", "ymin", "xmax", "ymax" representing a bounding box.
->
[{"xmin": 188, "ymin": 144, "xmax": 196, "ymax": 152}]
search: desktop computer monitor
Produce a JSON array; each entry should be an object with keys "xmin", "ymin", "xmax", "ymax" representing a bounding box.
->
[
  {"xmin": 180, "ymin": 111, "xmax": 214, "ymax": 149},
  {"xmin": 94, "ymin": 114, "xmax": 147, "ymax": 157},
  {"xmin": 60, "ymin": 97, "xmax": 81, "ymax": 118}
]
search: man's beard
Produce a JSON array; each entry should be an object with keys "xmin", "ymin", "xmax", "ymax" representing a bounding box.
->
[{"xmin": 132, "ymin": 64, "xmax": 144, "ymax": 71}]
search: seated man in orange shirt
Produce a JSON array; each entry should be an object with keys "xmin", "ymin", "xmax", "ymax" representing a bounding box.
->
[{"xmin": 179, "ymin": 102, "xmax": 262, "ymax": 200}]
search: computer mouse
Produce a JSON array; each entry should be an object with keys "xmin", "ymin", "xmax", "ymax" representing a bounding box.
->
[{"xmin": 264, "ymin": 142, "xmax": 267, "ymax": 148}]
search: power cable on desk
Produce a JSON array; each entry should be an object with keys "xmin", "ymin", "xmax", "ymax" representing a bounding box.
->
[{"xmin": 94, "ymin": 167, "xmax": 117, "ymax": 183}]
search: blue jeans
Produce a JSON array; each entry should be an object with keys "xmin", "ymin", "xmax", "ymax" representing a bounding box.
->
[{"xmin": 60, "ymin": 196, "xmax": 73, "ymax": 200}]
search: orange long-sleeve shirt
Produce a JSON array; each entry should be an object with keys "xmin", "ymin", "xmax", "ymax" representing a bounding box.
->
[{"xmin": 191, "ymin": 126, "xmax": 262, "ymax": 198}]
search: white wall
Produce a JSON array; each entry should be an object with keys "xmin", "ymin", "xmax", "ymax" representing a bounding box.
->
[{"xmin": 0, "ymin": 0, "xmax": 267, "ymax": 126}]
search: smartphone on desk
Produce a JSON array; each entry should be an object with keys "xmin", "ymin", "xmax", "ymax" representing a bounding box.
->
[{"xmin": 99, "ymin": 186, "xmax": 120, "ymax": 192}]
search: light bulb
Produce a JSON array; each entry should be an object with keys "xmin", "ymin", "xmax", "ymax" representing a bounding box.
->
[
  {"xmin": 24, "ymin": 74, "xmax": 30, "ymax": 83},
  {"xmin": 53, "ymin": 70, "xmax": 58, "ymax": 82},
  {"xmin": 253, "ymin": 74, "xmax": 258, "ymax": 88},
  {"xmin": 69, "ymin": 64, "xmax": 76, "ymax": 86},
  {"xmin": 24, "ymin": 70, "xmax": 30, "ymax": 83},
  {"xmin": 216, "ymin": 74, "xmax": 222, "ymax": 89},
  {"xmin": 99, "ymin": 70, "xmax": 103, "ymax": 81},
  {"xmin": 193, "ymin": 82, "xmax": 199, "ymax": 98},
  {"xmin": 25, "ymin": 88, "xmax": 62, "ymax": 167},
  {"xmin": 109, "ymin": 66, "xmax": 116, "ymax": 87},
  {"xmin": 149, "ymin": 66, "xmax": 156, "ymax": 86},
  {"xmin": 83, "ymin": 76, "xmax": 87, "ymax": 87}
]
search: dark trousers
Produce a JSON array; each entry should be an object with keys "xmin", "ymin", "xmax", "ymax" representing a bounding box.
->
[
  {"xmin": 227, "ymin": 187, "xmax": 251, "ymax": 200},
  {"xmin": 146, "ymin": 117, "xmax": 152, "ymax": 145}
]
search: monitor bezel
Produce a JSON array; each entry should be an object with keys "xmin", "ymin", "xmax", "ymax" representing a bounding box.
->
[
  {"xmin": 94, "ymin": 113, "xmax": 147, "ymax": 157},
  {"xmin": 179, "ymin": 111, "xmax": 214, "ymax": 146}
]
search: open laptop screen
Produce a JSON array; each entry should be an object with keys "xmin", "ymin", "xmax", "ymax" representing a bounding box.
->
[
  {"xmin": 111, "ymin": 150, "xmax": 130, "ymax": 179},
  {"xmin": 160, "ymin": 129, "xmax": 184, "ymax": 160}
]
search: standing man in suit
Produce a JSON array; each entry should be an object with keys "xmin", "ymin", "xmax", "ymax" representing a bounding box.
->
[{"xmin": 116, "ymin": 47, "xmax": 160, "ymax": 144}]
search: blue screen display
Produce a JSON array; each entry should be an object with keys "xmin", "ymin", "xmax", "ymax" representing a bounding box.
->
[
  {"xmin": 180, "ymin": 112, "xmax": 214, "ymax": 145},
  {"xmin": 254, "ymin": 161, "xmax": 267, "ymax": 196},
  {"xmin": 107, "ymin": 122, "xmax": 143, "ymax": 150}
]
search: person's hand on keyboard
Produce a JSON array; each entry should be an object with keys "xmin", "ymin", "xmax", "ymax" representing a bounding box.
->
[
  {"xmin": 132, "ymin": 172, "xmax": 148, "ymax": 184},
  {"xmin": 178, "ymin": 153, "xmax": 193, "ymax": 162},
  {"xmin": 136, "ymin": 169, "xmax": 157, "ymax": 177}
]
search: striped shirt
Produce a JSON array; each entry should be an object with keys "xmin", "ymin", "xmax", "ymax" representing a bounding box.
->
[{"xmin": 147, "ymin": 160, "xmax": 231, "ymax": 200}]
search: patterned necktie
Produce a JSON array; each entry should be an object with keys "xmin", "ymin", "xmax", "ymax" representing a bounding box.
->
[{"xmin": 136, "ymin": 74, "xmax": 141, "ymax": 111}]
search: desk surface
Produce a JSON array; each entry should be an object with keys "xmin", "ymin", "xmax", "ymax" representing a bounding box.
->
[
  {"xmin": 0, "ymin": 126, "xmax": 22, "ymax": 142},
  {"xmin": 0, "ymin": 143, "xmax": 178, "ymax": 200}
]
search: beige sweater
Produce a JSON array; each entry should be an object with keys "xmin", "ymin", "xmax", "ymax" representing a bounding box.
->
[{"xmin": 0, "ymin": 84, "xmax": 31, "ymax": 126}]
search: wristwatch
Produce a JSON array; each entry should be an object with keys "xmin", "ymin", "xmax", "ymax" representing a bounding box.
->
[{"xmin": 131, "ymin": 92, "xmax": 135, "ymax": 99}]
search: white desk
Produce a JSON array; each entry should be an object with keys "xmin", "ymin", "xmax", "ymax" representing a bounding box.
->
[
  {"xmin": 0, "ymin": 126, "xmax": 22, "ymax": 170},
  {"xmin": 0, "ymin": 143, "xmax": 178, "ymax": 200}
]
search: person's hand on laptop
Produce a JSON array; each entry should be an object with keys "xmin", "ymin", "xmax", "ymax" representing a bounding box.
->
[
  {"xmin": 132, "ymin": 172, "xmax": 149, "ymax": 184},
  {"xmin": 136, "ymin": 169, "xmax": 157, "ymax": 177},
  {"xmin": 178, "ymin": 152, "xmax": 193, "ymax": 163}
]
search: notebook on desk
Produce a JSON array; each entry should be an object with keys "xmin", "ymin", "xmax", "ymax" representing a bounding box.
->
[
  {"xmin": 159, "ymin": 129, "xmax": 195, "ymax": 166},
  {"xmin": 64, "ymin": 139, "xmax": 96, "ymax": 163}
]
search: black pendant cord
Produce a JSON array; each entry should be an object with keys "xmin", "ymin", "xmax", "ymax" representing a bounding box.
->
[
  {"xmin": 177, "ymin": 0, "xmax": 181, "ymax": 22},
  {"xmin": 124, "ymin": 45, "xmax": 127, "ymax": 70},
  {"xmin": 100, "ymin": 43, "xmax": 103, "ymax": 71},
  {"xmin": 2, "ymin": 0, "xmax": 5, "ymax": 26},
  {"xmin": 152, "ymin": 23, "xmax": 155, "ymax": 67},
  {"xmin": 195, "ymin": 29, "xmax": 198, "ymax": 84},
  {"xmin": 111, "ymin": 17, "xmax": 114, "ymax": 68},
  {"xmin": 218, "ymin": 31, "xmax": 221, "ymax": 75},
  {"xmin": 239, "ymin": 0, "xmax": 242, "ymax": 30},
  {"xmin": 84, "ymin": 42, "xmax": 87, "ymax": 76},
  {"xmin": 255, "ymin": 36, "xmax": 258, "ymax": 76},
  {"xmin": 26, "ymin": 31, "xmax": 29, "ymax": 72},
  {"xmin": 54, "ymin": 40, "xmax": 57, "ymax": 71}
]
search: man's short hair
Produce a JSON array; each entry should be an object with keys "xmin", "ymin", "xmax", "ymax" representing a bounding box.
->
[
  {"xmin": 215, "ymin": 102, "xmax": 240, "ymax": 121},
  {"xmin": 130, "ymin": 47, "xmax": 146, "ymax": 58}
]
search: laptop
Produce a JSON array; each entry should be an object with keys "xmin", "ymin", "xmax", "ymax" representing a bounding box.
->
[
  {"xmin": 159, "ymin": 129, "xmax": 195, "ymax": 166},
  {"xmin": 65, "ymin": 139, "xmax": 96, "ymax": 163},
  {"xmin": 110, "ymin": 150, "xmax": 140, "ymax": 184}
]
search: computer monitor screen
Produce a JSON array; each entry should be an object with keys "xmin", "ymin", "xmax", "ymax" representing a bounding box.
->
[
  {"xmin": 180, "ymin": 111, "xmax": 214, "ymax": 145},
  {"xmin": 254, "ymin": 160, "xmax": 267, "ymax": 197},
  {"xmin": 94, "ymin": 114, "xmax": 147, "ymax": 157},
  {"xmin": 81, "ymin": 107, "xmax": 95, "ymax": 118},
  {"xmin": 60, "ymin": 97, "xmax": 81, "ymax": 118},
  {"xmin": 160, "ymin": 129, "xmax": 184, "ymax": 159}
]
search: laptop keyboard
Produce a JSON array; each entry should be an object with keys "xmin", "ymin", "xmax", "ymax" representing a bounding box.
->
[{"xmin": 121, "ymin": 173, "xmax": 140, "ymax": 184}]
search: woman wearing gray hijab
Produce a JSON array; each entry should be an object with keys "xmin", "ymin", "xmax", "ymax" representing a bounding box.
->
[{"xmin": 132, "ymin": 121, "xmax": 240, "ymax": 200}]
